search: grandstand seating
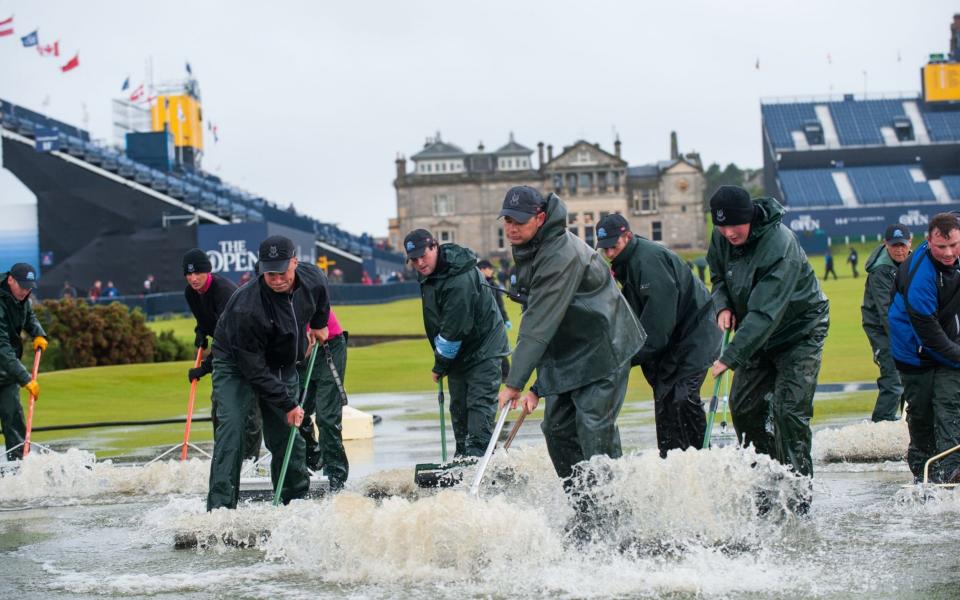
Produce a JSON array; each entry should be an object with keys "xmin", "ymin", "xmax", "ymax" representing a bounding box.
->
[
  {"xmin": 939, "ymin": 175, "xmax": 960, "ymax": 200},
  {"xmin": 778, "ymin": 169, "xmax": 843, "ymax": 207},
  {"xmin": 922, "ymin": 109, "xmax": 960, "ymax": 142},
  {"xmin": 827, "ymin": 99, "xmax": 906, "ymax": 147},
  {"xmin": 779, "ymin": 165, "xmax": 938, "ymax": 208},
  {"xmin": 0, "ymin": 98, "xmax": 394, "ymax": 259},
  {"xmin": 761, "ymin": 103, "xmax": 818, "ymax": 149}
]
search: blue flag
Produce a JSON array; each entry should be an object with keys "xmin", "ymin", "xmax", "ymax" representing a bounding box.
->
[
  {"xmin": 185, "ymin": 61, "xmax": 192, "ymax": 75},
  {"xmin": 21, "ymin": 29, "xmax": 38, "ymax": 47},
  {"xmin": 121, "ymin": 76, "xmax": 130, "ymax": 91}
]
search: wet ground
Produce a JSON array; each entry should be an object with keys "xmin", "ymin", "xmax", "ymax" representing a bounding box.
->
[{"xmin": 0, "ymin": 391, "xmax": 957, "ymax": 599}]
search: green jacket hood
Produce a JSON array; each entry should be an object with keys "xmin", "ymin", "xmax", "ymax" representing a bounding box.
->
[
  {"xmin": 746, "ymin": 197, "xmax": 785, "ymax": 245},
  {"xmin": 865, "ymin": 243, "xmax": 898, "ymax": 273},
  {"xmin": 422, "ymin": 244, "xmax": 477, "ymax": 282}
]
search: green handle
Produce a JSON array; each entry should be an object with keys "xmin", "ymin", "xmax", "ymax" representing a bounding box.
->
[
  {"xmin": 438, "ymin": 378, "xmax": 447, "ymax": 463},
  {"xmin": 273, "ymin": 343, "xmax": 320, "ymax": 507},
  {"xmin": 702, "ymin": 329, "xmax": 731, "ymax": 450}
]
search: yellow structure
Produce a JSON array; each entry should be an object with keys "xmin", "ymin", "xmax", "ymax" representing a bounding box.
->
[
  {"xmin": 151, "ymin": 94, "xmax": 204, "ymax": 150},
  {"xmin": 923, "ymin": 63, "xmax": 960, "ymax": 103}
]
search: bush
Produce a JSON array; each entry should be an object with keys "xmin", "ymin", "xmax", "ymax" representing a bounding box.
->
[
  {"xmin": 34, "ymin": 299, "xmax": 155, "ymax": 368},
  {"xmin": 153, "ymin": 329, "xmax": 192, "ymax": 363}
]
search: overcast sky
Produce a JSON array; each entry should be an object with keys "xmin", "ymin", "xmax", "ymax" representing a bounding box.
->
[{"xmin": 0, "ymin": 1, "xmax": 955, "ymax": 237}]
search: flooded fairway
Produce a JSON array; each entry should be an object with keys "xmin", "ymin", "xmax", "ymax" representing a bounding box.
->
[{"xmin": 1, "ymin": 392, "xmax": 957, "ymax": 599}]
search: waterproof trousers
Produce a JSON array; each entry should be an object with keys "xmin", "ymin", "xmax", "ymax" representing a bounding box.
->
[
  {"xmin": 541, "ymin": 361, "xmax": 631, "ymax": 482},
  {"xmin": 641, "ymin": 367, "xmax": 708, "ymax": 458},
  {"xmin": 298, "ymin": 334, "xmax": 348, "ymax": 491},
  {"xmin": 207, "ymin": 358, "xmax": 309, "ymax": 510},
  {"xmin": 211, "ymin": 389, "xmax": 263, "ymax": 460},
  {"xmin": 866, "ymin": 333, "xmax": 903, "ymax": 422},
  {"xmin": 0, "ymin": 380, "xmax": 25, "ymax": 461},
  {"xmin": 730, "ymin": 324, "xmax": 826, "ymax": 478},
  {"xmin": 447, "ymin": 357, "xmax": 500, "ymax": 457},
  {"xmin": 901, "ymin": 368, "xmax": 960, "ymax": 482}
]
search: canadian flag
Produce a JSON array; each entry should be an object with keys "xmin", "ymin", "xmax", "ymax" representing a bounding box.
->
[
  {"xmin": 129, "ymin": 84, "xmax": 145, "ymax": 102},
  {"xmin": 0, "ymin": 16, "xmax": 12, "ymax": 37},
  {"xmin": 37, "ymin": 41, "xmax": 59, "ymax": 57}
]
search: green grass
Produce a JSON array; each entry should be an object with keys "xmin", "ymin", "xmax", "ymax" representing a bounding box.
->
[{"xmin": 35, "ymin": 249, "xmax": 889, "ymax": 455}]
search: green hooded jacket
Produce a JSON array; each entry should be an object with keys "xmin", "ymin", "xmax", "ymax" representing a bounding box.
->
[
  {"xmin": 0, "ymin": 277, "xmax": 46, "ymax": 386},
  {"xmin": 861, "ymin": 243, "xmax": 901, "ymax": 338},
  {"xmin": 419, "ymin": 244, "xmax": 509, "ymax": 376},
  {"xmin": 611, "ymin": 236, "xmax": 720, "ymax": 381},
  {"xmin": 507, "ymin": 194, "xmax": 645, "ymax": 395},
  {"xmin": 707, "ymin": 197, "xmax": 829, "ymax": 369}
]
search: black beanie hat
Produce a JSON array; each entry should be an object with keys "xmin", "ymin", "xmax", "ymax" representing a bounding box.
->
[
  {"xmin": 182, "ymin": 248, "xmax": 212, "ymax": 275},
  {"xmin": 709, "ymin": 185, "xmax": 755, "ymax": 226}
]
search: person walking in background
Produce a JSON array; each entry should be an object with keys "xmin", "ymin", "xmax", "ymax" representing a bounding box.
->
[
  {"xmin": 848, "ymin": 247, "xmax": 859, "ymax": 278},
  {"xmin": 861, "ymin": 225, "xmax": 912, "ymax": 422},
  {"xmin": 87, "ymin": 280, "xmax": 102, "ymax": 301},
  {"xmin": 824, "ymin": 250, "xmax": 838, "ymax": 280}
]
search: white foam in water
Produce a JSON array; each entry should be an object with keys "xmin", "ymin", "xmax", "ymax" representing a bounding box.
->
[
  {"xmin": 812, "ymin": 419, "xmax": 908, "ymax": 463},
  {"xmin": 139, "ymin": 443, "xmax": 820, "ymax": 597},
  {"xmin": 0, "ymin": 448, "xmax": 209, "ymax": 503}
]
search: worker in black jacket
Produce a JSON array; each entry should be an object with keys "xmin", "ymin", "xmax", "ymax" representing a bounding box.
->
[
  {"xmin": 181, "ymin": 249, "xmax": 261, "ymax": 459},
  {"xmin": 207, "ymin": 236, "xmax": 330, "ymax": 510}
]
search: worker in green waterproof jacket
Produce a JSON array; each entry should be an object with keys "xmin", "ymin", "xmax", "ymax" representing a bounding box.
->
[
  {"xmin": 707, "ymin": 186, "xmax": 829, "ymax": 485},
  {"xmin": 0, "ymin": 263, "xmax": 45, "ymax": 461},
  {"xmin": 405, "ymin": 229, "xmax": 510, "ymax": 457},
  {"xmin": 861, "ymin": 224, "xmax": 912, "ymax": 422},
  {"xmin": 595, "ymin": 213, "xmax": 721, "ymax": 457},
  {"xmin": 496, "ymin": 187, "xmax": 645, "ymax": 499}
]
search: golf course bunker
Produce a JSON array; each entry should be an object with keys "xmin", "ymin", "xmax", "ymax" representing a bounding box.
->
[{"xmin": 812, "ymin": 419, "xmax": 908, "ymax": 463}]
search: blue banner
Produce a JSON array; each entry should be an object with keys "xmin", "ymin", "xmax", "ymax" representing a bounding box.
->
[
  {"xmin": 34, "ymin": 126, "xmax": 60, "ymax": 152},
  {"xmin": 784, "ymin": 203, "xmax": 960, "ymax": 240}
]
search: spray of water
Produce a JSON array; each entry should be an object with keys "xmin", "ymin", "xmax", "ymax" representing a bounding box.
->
[
  {"xmin": 0, "ymin": 449, "xmax": 208, "ymax": 504},
  {"xmin": 812, "ymin": 419, "xmax": 908, "ymax": 463}
]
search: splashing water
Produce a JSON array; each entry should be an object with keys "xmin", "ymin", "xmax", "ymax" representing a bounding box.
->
[
  {"xmin": 812, "ymin": 419, "xmax": 908, "ymax": 463},
  {"xmin": 0, "ymin": 448, "xmax": 209, "ymax": 505}
]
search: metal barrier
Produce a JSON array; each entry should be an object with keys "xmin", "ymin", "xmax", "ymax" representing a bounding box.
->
[{"xmin": 88, "ymin": 281, "xmax": 421, "ymax": 317}]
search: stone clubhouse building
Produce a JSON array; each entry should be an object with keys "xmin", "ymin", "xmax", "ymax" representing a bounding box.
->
[{"xmin": 389, "ymin": 132, "xmax": 707, "ymax": 260}]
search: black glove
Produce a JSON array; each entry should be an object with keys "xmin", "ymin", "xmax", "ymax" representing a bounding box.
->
[
  {"xmin": 194, "ymin": 333, "xmax": 208, "ymax": 349},
  {"xmin": 188, "ymin": 364, "xmax": 210, "ymax": 382}
]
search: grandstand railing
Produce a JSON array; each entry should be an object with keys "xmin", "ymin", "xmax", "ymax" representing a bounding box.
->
[{"xmin": 760, "ymin": 91, "xmax": 921, "ymax": 105}]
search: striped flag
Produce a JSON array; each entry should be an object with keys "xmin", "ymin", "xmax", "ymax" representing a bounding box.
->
[
  {"xmin": 0, "ymin": 16, "xmax": 13, "ymax": 37},
  {"xmin": 129, "ymin": 84, "xmax": 145, "ymax": 102}
]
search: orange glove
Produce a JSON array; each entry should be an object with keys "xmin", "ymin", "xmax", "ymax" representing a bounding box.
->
[
  {"xmin": 24, "ymin": 380, "xmax": 39, "ymax": 399},
  {"xmin": 33, "ymin": 337, "xmax": 48, "ymax": 352}
]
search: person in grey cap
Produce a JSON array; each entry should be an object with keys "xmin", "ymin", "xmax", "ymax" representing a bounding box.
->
[
  {"xmin": 0, "ymin": 263, "xmax": 46, "ymax": 460},
  {"xmin": 405, "ymin": 228, "xmax": 509, "ymax": 457},
  {"xmin": 496, "ymin": 186, "xmax": 644, "ymax": 541},
  {"xmin": 707, "ymin": 186, "xmax": 829, "ymax": 507},
  {"xmin": 861, "ymin": 224, "xmax": 912, "ymax": 422},
  {"xmin": 181, "ymin": 249, "xmax": 262, "ymax": 458},
  {"xmin": 595, "ymin": 213, "xmax": 720, "ymax": 457},
  {"xmin": 207, "ymin": 236, "xmax": 330, "ymax": 510}
]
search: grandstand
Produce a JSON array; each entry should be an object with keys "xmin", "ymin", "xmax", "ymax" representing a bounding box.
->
[
  {"xmin": 762, "ymin": 16, "xmax": 960, "ymax": 247},
  {"xmin": 0, "ymin": 96, "xmax": 403, "ymax": 296}
]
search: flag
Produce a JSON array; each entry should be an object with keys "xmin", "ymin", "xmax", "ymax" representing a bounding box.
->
[
  {"xmin": 827, "ymin": 52, "xmax": 832, "ymax": 65},
  {"xmin": 129, "ymin": 84, "xmax": 145, "ymax": 102},
  {"xmin": 121, "ymin": 76, "xmax": 130, "ymax": 91},
  {"xmin": 897, "ymin": 49, "xmax": 902, "ymax": 63},
  {"xmin": 755, "ymin": 57, "xmax": 760, "ymax": 70},
  {"xmin": 0, "ymin": 15, "xmax": 13, "ymax": 37},
  {"xmin": 185, "ymin": 61, "xmax": 192, "ymax": 75},
  {"xmin": 61, "ymin": 52, "xmax": 79, "ymax": 73},
  {"xmin": 20, "ymin": 29, "xmax": 37, "ymax": 47},
  {"xmin": 212, "ymin": 125, "xmax": 218, "ymax": 143},
  {"xmin": 36, "ymin": 41, "xmax": 59, "ymax": 57}
]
